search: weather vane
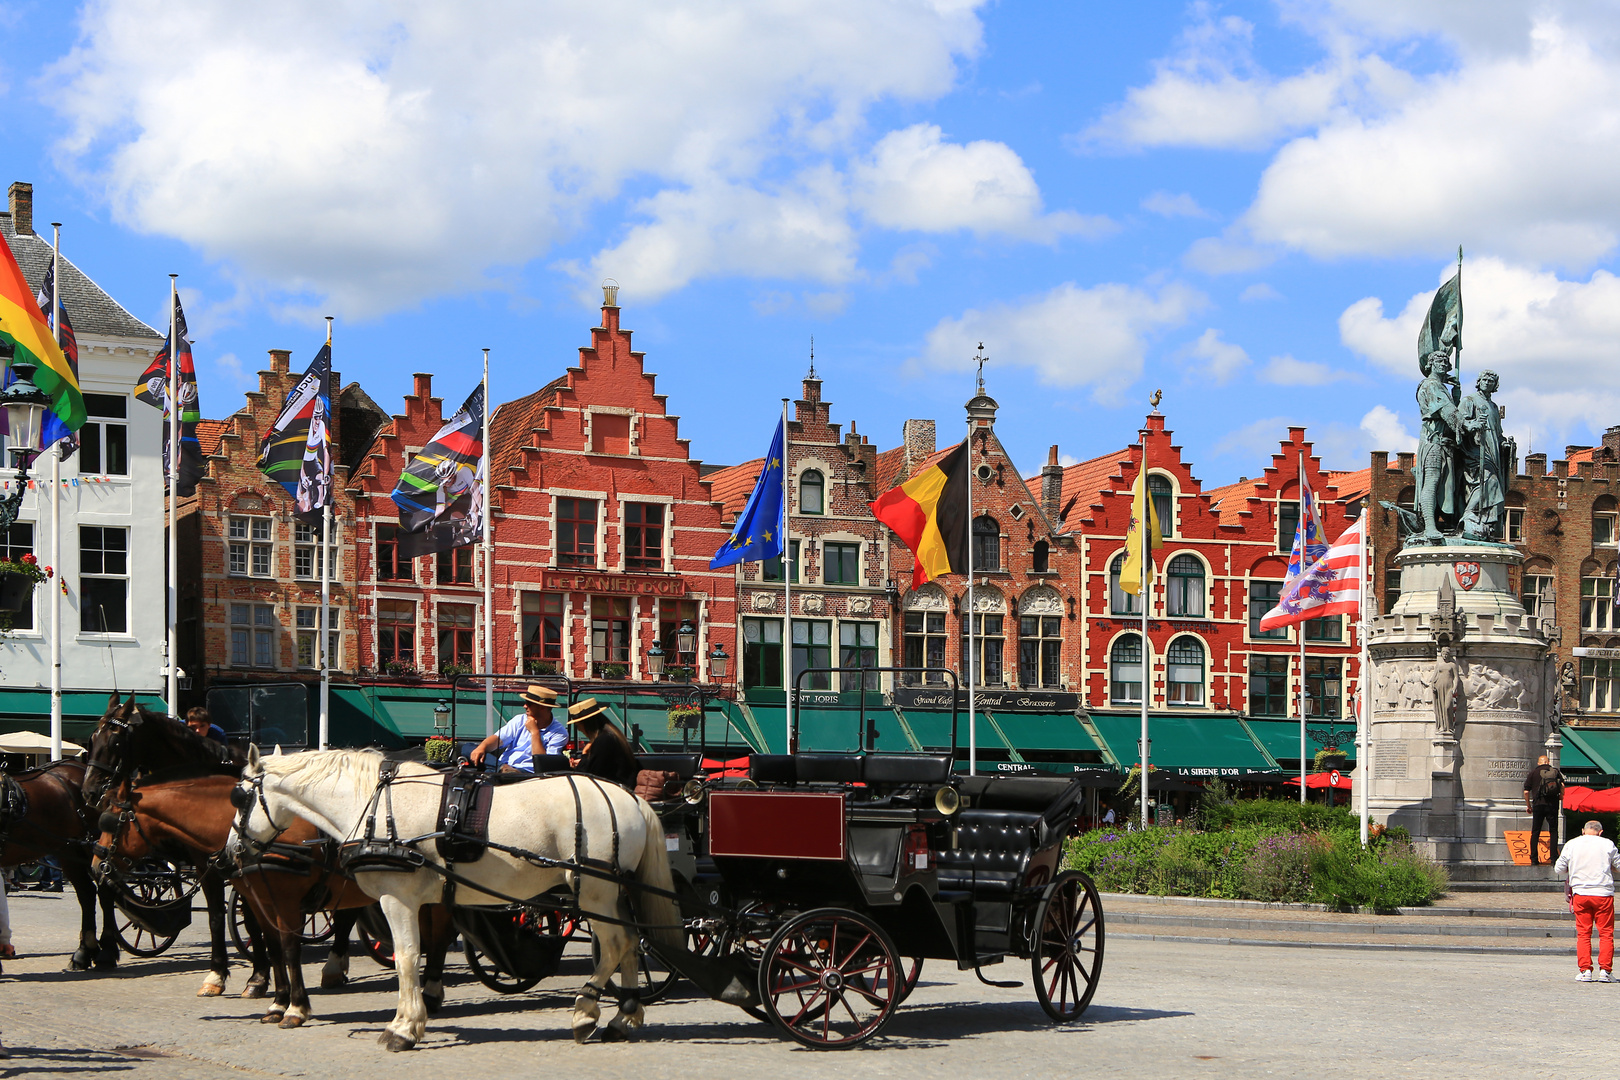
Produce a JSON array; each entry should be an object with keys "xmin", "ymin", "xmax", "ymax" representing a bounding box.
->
[{"xmin": 975, "ymin": 342, "xmax": 987, "ymax": 394}]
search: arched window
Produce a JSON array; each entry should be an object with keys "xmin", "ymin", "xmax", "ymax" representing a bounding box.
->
[
  {"xmin": 1167, "ymin": 553, "xmax": 1204, "ymax": 617},
  {"xmin": 1149, "ymin": 474, "xmax": 1174, "ymax": 538},
  {"xmin": 1110, "ymin": 553, "xmax": 1139, "ymax": 615},
  {"xmin": 1032, "ymin": 539, "xmax": 1049, "ymax": 574},
  {"xmin": 799, "ymin": 470, "xmax": 824, "ymax": 515},
  {"xmin": 1166, "ymin": 637, "xmax": 1204, "ymax": 706},
  {"xmin": 972, "ymin": 515, "xmax": 1000, "ymax": 571},
  {"xmin": 1110, "ymin": 635, "xmax": 1143, "ymax": 705}
]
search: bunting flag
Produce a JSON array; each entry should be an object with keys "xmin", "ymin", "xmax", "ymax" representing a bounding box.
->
[
  {"xmin": 391, "ymin": 384, "xmax": 485, "ymax": 559},
  {"xmin": 1261, "ymin": 514, "xmax": 1364, "ymax": 631},
  {"xmin": 0, "ymin": 230, "xmax": 82, "ymax": 430},
  {"xmin": 1117, "ymin": 465, "xmax": 1165, "ymax": 597},
  {"xmin": 870, "ymin": 441, "xmax": 970, "ymax": 588},
  {"xmin": 710, "ymin": 417, "xmax": 786, "ymax": 569},
  {"xmin": 256, "ymin": 343, "xmax": 333, "ymax": 523},
  {"xmin": 134, "ymin": 293, "xmax": 205, "ymax": 496}
]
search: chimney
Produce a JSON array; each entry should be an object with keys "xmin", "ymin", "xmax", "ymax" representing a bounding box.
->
[
  {"xmin": 1605, "ymin": 425, "xmax": 1620, "ymax": 457},
  {"xmin": 413, "ymin": 373, "xmax": 433, "ymax": 401},
  {"xmin": 8, "ymin": 182, "xmax": 32, "ymax": 236},
  {"xmin": 1526, "ymin": 452, "xmax": 1547, "ymax": 476},
  {"xmin": 1041, "ymin": 445, "xmax": 1063, "ymax": 522},
  {"xmin": 268, "ymin": 349, "xmax": 291, "ymax": 374},
  {"xmin": 902, "ymin": 418, "xmax": 935, "ymax": 476},
  {"xmin": 602, "ymin": 279, "xmax": 619, "ymax": 307}
]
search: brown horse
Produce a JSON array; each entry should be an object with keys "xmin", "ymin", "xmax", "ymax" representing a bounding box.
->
[
  {"xmin": 0, "ymin": 760, "xmax": 121, "ymax": 970},
  {"xmin": 93, "ymin": 773, "xmax": 456, "ymax": 1027}
]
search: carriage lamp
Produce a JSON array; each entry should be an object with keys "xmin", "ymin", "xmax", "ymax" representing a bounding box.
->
[
  {"xmin": 708, "ymin": 643, "xmax": 730, "ymax": 680},
  {"xmin": 676, "ymin": 619, "xmax": 697, "ymax": 656},
  {"xmin": 646, "ymin": 639, "xmax": 666, "ymax": 678},
  {"xmin": 0, "ymin": 359, "xmax": 49, "ymax": 529},
  {"xmin": 884, "ymin": 578, "xmax": 901, "ymax": 612},
  {"xmin": 433, "ymin": 699, "xmax": 451, "ymax": 733}
]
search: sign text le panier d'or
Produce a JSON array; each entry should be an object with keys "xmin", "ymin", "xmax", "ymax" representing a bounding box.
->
[{"xmin": 541, "ymin": 570, "xmax": 688, "ymax": 597}]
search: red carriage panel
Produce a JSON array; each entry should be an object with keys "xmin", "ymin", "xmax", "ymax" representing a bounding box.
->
[{"xmin": 708, "ymin": 791, "xmax": 845, "ymax": 861}]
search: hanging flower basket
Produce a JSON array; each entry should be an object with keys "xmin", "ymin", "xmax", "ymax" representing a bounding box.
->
[
  {"xmin": 0, "ymin": 555, "xmax": 46, "ymax": 614},
  {"xmin": 667, "ymin": 705, "xmax": 702, "ymax": 732}
]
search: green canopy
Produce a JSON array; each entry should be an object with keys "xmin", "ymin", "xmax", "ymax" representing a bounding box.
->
[
  {"xmin": 983, "ymin": 710, "xmax": 1105, "ymax": 756},
  {"xmin": 1563, "ymin": 727, "xmax": 1620, "ymax": 774},
  {"xmin": 1245, "ymin": 719, "xmax": 1357, "ymax": 767},
  {"xmin": 0, "ymin": 689, "xmax": 169, "ymax": 743},
  {"xmin": 1087, "ymin": 711, "xmax": 1275, "ymax": 776},
  {"xmin": 1558, "ymin": 729, "xmax": 1600, "ymax": 773}
]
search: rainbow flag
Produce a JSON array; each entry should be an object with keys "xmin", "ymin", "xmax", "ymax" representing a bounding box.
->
[{"xmin": 0, "ymin": 234, "xmax": 81, "ymax": 430}]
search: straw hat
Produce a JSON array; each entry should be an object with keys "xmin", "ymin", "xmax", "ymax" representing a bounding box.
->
[
  {"xmin": 566, "ymin": 697, "xmax": 610, "ymax": 727},
  {"xmin": 521, "ymin": 684, "xmax": 560, "ymax": 707}
]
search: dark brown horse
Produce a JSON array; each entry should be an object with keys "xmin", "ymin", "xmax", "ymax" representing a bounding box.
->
[
  {"xmin": 0, "ymin": 759, "xmax": 121, "ymax": 970},
  {"xmin": 82, "ymin": 695, "xmax": 271, "ymax": 997},
  {"xmin": 93, "ymin": 773, "xmax": 456, "ymax": 1026}
]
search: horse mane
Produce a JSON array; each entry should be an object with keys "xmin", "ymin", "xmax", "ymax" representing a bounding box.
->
[
  {"xmin": 136, "ymin": 762, "xmax": 240, "ymax": 787},
  {"xmin": 130, "ymin": 705, "xmax": 246, "ymax": 769},
  {"xmin": 260, "ymin": 749, "xmax": 383, "ymax": 798}
]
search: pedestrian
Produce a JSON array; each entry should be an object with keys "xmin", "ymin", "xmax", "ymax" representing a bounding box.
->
[
  {"xmin": 184, "ymin": 706, "xmax": 229, "ymax": 745},
  {"xmin": 1554, "ymin": 819, "xmax": 1620, "ymax": 982},
  {"xmin": 1523, "ymin": 754, "xmax": 1566, "ymax": 865},
  {"xmin": 1101, "ymin": 804, "xmax": 1116, "ymax": 826},
  {"xmin": 565, "ymin": 698, "xmax": 639, "ymax": 788},
  {"xmin": 468, "ymin": 685, "xmax": 565, "ymax": 773}
]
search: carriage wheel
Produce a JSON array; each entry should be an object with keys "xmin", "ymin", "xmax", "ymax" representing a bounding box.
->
[
  {"xmin": 894, "ymin": 957, "xmax": 924, "ymax": 1005},
  {"xmin": 115, "ymin": 869, "xmax": 186, "ymax": 957},
  {"xmin": 302, "ymin": 908, "xmax": 336, "ymax": 945},
  {"xmin": 465, "ymin": 940, "xmax": 543, "ymax": 994},
  {"xmin": 596, "ymin": 932, "xmax": 679, "ymax": 1004},
  {"xmin": 1029, "ymin": 870, "xmax": 1104, "ymax": 1023},
  {"xmin": 228, "ymin": 890, "xmax": 252, "ymax": 960},
  {"xmin": 356, "ymin": 918, "xmax": 396, "ymax": 970},
  {"xmin": 757, "ymin": 908, "xmax": 900, "ymax": 1050}
]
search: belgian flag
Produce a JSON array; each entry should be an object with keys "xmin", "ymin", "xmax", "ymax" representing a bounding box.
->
[{"xmin": 870, "ymin": 441, "xmax": 970, "ymax": 588}]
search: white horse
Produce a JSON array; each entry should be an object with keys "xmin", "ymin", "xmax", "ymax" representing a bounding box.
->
[{"xmin": 231, "ymin": 747, "xmax": 682, "ymax": 1051}]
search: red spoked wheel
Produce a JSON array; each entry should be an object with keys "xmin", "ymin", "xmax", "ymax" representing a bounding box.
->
[
  {"xmin": 894, "ymin": 957, "xmax": 924, "ymax": 1005},
  {"xmin": 1029, "ymin": 870, "xmax": 1104, "ymax": 1022},
  {"xmin": 757, "ymin": 908, "xmax": 899, "ymax": 1050}
]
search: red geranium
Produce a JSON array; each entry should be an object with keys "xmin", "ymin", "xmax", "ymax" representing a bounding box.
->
[{"xmin": 20, "ymin": 553, "xmax": 36, "ymax": 566}]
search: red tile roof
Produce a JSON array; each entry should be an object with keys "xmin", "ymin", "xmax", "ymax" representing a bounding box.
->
[
  {"xmin": 706, "ymin": 458, "xmax": 766, "ymax": 521},
  {"xmin": 489, "ymin": 375, "xmax": 566, "ymax": 480},
  {"xmin": 196, "ymin": 419, "xmax": 230, "ymax": 458},
  {"xmin": 1326, "ymin": 468, "xmax": 1371, "ymax": 503},
  {"xmin": 1053, "ymin": 447, "xmax": 1131, "ymax": 524},
  {"xmin": 1205, "ymin": 479, "xmax": 1260, "ymax": 527},
  {"xmin": 873, "ymin": 445, "xmax": 908, "ymax": 494}
]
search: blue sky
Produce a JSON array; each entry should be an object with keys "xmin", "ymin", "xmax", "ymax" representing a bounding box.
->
[{"xmin": 5, "ymin": 1, "xmax": 1619, "ymax": 484}]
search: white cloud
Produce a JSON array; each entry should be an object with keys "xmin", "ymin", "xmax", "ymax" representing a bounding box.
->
[
  {"xmin": 1240, "ymin": 282, "xmax": 1282, "ymax": 302},
  {"xmin": 1141, "ymin": 191, "xmax": 1211, "ymax": 219},
  {"xmin": 46, "ymin": 1, "xmax": 989, "ymax": 316},
  {"xmin": 1183, "ymin": 234, "xmax": 1278, "ymax": 275},
  {"xmin": 1211, "ymin": 415, "xmax": 1290, "ymax": 462},
  {"xmin": 1358, "ymin": 404, "xmax": 1417, "ymax": 453},
  {"xmin": 1059, "ymin": 453, "xmax": 1080, "ymax": 468},
  {"xmin": 1180, "ymin": 328, "xmax": 1249, "ymax": 385},
  {"xmin": 914, "ymin": 280, "xmax": 1207, "ymax": 403},
  {"xmin": 1259, "ymin": 354, "xmax": 1354, "ymax": 386}
]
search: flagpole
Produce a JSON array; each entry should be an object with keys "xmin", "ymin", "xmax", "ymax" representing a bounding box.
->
[
  {"xmin": 48, "ymin": 224, "xmax": 62, "ymax": 760},
  {"xmin": 318, "ymin": 317, "xmax": 333, "ymax": 750},
  {"xmin": 967, "ymin": 418, "xmax": 977, "ymax": 778},
  {"xmin": 1358, "ymin": 507, "xmax": 1371, "ymax": 846},
  {"xmin": 166, "ymin": 275, "xmax": 179, "ymax": 717},
  {"xmin": 482, "ymin": 348, "xmax": 494, "ymax": 740},
  {"xmin": 781, "ymin": 397, "xmax": 793, "ymax": 753},
  {"xmin": 1139, "ymin": 426, "xmax": 1150, "ymax": 830},
  {"xmin": 1298, "ymin": 451, "xmax": 1307, "ymax": 805}
]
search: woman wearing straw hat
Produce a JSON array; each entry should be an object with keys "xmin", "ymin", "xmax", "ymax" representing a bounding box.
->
[
  {"xmin": 469, "ymin": 685, "xmax": 566, "ymax": 773},
  {"xmin": 565, "ymin": 698, "xmax": 640, "ymax": 788}
]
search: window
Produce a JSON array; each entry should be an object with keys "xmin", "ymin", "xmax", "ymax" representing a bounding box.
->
[
  {"xmin": 1249, "ymin": 580, "xmax": 1286, "ymax": 639},
  {"xmin": 1249, "ymin": 654, "xmax": 1289, "ymax": 717},
  {"xmin": 902, "ymin": 610, "xmax": 947, "ymax": 685},
  {"xmin": 1522, "ymin": 574, "xmax": 1554, "ymax": 618},
  {"xmin": 1305, "ymin": 615, "xmax": 1342, "ymax": 642},
  {"xmin": 591, "ymin": 412, "xmax": 631, "ymax": 455},
  {"xmin": 377, "ymin": 599, "xmax": 416, "ymax": 668},
  {"xmin": 660, "ymin": 599, "xmax": 699, "ymax": 668},
  {"xmin": 1149, "ymin": 475, "xmax": 1174, "ymax": 538},
  {"xmin": 1019, "ymin": 615, "xmax": 1062, "ymax": 688},
  {"xmin": 0, "ymin": 523, "xmax": 33, "ymax": 630},
  {"xmin": 1507, "ymin": 508, "xmax": 1526, "ymax": 543},
  {"xmin": 1167, "ymin": 637, "xmax": 1204, "ymax": 706},
  {"xmin": 228, "ymin": 516, "xmax": 272, "ymax": 577},
  {"xmin": 295, "ymin": 606, "xmax": 340, "ymax": 670},
  {"xmin": 1384, "ymin": 568, "xmax": 1402, "ymax": 614},
  {"xmin": 1032, "ymin": 540, "xmax": 1049, "ymax": 574},
  {"xmin": 762, "ymin": 539, "xmax": 799, "ymax": 583},
  {"xmin": 556, "ymin": 498, "xmax": 598, "ymax": 567},
  {"xmin": 78, "ymin": 393, "xmax": 128, "ymax": 476},
  {"xmin": 971, "ymin": 516, "xmax": 1000, "ymax": 572},
  {"xmin": 1306, "ymin": 658, "xmax": 1341, "ymax": 718},
  {"xmin": 1583, "ymin": 657, "xmax": 1620, "ymax": 712},
  {"xmin": 824, "ymin": 542, "xmax": 859, "ymax": 585},
  {"xmin": 742, "ymin": 618, "xmax": 783, "ymax": 689},
  {"xmin": 624, "ymin": 503, "xmax": 664, "ymax": 571},
  {"xmin": 437, "ymin": 603, "xmax": 476, "ymax": 670},
  {"xmin": 792, "ymin": 619, "xmax": 832, "ymax": 690},
  {"xmin": 1582, "ymin": 576, "xmax": 1614, "ymax": 632},
  {"xmin": 1597, "ymin": 512, "xmax": 1618, "ymax": 546},
  {"xmin": 230, "ymin": 603, "xmax": 278, "ymax": 667},
  {"xmin": 839, "ymin": 622, "xmax": 879, "ymax": 690},
  {"xmin": 1278, "ymin": 501, "xmax": 1300, "ymax": 553},
  {"xmin": 1110, "ymin": 553, "xmax": 1140, "ymax": 615},
  {"xmin": 521, "ymin": 592, "xmax": 563, "ymax": 667},
  {"xmin": 1109, "ymin": 635, "xmax": 1142, "ymax": 706},
  {"xmin": 294, "ymin": 522, "xmax": 336, "ymax": 580},
  {"xmin": 80, "ymin": 525, "xmax": 128, "ymax": 633},
  {"xmin": 960, "ymin": 614, "xmax": 1005, "ymax": 686},
  {"xmin": 799, "ymin": 470, "xmax": 824, "ymax": 515},
  {"xmin": 590, "ymin": 596, "xmax": 630, "ymax": 670},
  {"xmin": 376, "ymin": 524, "xmax": 409, "ymax": 581},
  {"xmin": 436, "ymin": 546, "xmax": 472, "ymax": 584},
  {"xmin": 1166, "ymin": 554, "xmax": 1204, "ymax": 617}
]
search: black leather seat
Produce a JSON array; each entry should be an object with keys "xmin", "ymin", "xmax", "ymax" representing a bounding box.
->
[
  {"xmin": 935, "ymin": 810, "xmax": 1041, "ymax": 894},
  {"xmin": 748, "ymin": 754, "xmax": 796, "ymax": 785},
  {"xmin": 636, "ymin": 753, "xmax": 702, "ymax": 780},
  {"xmin": 864, "ymin": 754, "xmax": 951, "ymax": 786},
  {"xmin": 795, "ymin": 754, "xmax": 864, "ymax": 784},
  {"xmin": 530, "ymin": 754, "xmax": 573, "ymax": 774}
]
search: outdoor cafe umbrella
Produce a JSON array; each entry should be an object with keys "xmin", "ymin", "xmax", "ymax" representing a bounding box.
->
[
  {"xmin": 1285, "ymin": 770, "xmax": 1352, "ymax": 791},
  {"xmin": 0, "ymin": 730, "xmax": 85, "ymax": 756}
]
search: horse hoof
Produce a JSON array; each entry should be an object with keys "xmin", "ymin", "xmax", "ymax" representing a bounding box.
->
[
  {"xmin": 319, "ymin": 972, "xmax": 348, "ymax": 990},
  {"xmin": 242, "ymin": 983, "xmax": 268, "ymax": 1000},
  {"xmin": 600, "ymin": 1024, "xmax": 630, "ymax": 1043},
  {"xmin": 94, "ymin": 956, "xmax": 118, "ymax": 972},
  {"xmin": 261, "ymin": 1013, "xmax": 283, "ymax": 1025},
  {"xmin": 197, "ymin": 985, "xmax": 225, "ymax": 998},
  {"xmin": 572, "ymin": 1022, "xmax": 596, "ymax": 1045},
  {"xmin": 378, "ymin": 1031, "xmax": 415, "ymax": 1053},
  {"xmin": 424, "ymin": 994, "xmax": 443, "ymax": 1017},
  {"xmin": 279, "ymin": 1014, "xmax": 307, "ymax": 1029}
]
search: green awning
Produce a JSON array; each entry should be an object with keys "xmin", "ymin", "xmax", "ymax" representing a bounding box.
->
[
  {"xmin": 1558, "ymin": 728, "xmax": 1600, "ymax": 773},
  {"xmin": 1087, "ymin": 711, "xmax": 1275, "ymax": 776},
  {"xmin": 983, "ymin": 710, "xmax": 1104, "ymax": 755},
  {"xmin": 328, "ymin": 686, "xmax": 407, "ymax": 747},
  {"xmin": 0, "ymin": 689, "xmax": 169, "ymax": 742},
  {"xmin": 1563, "ymin": 727, "xmax": 1620, "ymax": 774},
  {"xmin": 1245, "ymin": 719, "xmax": 1358, "ymax": 766}
]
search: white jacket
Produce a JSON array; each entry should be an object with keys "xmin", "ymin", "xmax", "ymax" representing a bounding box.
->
[{"xmin": 1555, "ymin": 834, "xmax": 1620, "ymax": 896}]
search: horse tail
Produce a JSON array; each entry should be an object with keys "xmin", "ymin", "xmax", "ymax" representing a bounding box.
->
[{"xmin": 632, "ymin": 798, "xmax": 683, "ymax": 954}]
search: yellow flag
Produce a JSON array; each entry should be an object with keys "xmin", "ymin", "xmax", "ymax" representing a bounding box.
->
[{"xmin": 1118, "ymin": 468, "xmax": 1164, "ymax": 596}]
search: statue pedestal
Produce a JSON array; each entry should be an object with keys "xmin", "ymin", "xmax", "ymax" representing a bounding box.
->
[{"xmin": 1365, "ymin": 543, "xmax": 1557, "ymax": 872}]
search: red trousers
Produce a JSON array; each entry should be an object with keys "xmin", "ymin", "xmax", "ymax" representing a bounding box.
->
[{"xmin": 1573, "ymin": 894, "xmax": 1615, "ymax": 972}]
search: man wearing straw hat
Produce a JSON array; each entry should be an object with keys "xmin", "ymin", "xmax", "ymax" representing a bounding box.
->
[
  {"xmin": 565, "ymin": 698, "xmax": 640, "ymax": 788},
  {"xmin": 469, "ymin": 684, "xmax": 566, "ymax": 773}
]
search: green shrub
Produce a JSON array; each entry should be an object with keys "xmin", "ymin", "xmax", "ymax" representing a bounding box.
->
[
  {"xmin": 1311, "ymin": 837, "xmax": 1448, "ymax": 908},
  {"xmin": 1238, "ymin": 832, "xmax": 1320, "ymax": 902},
  {"xmin": 1200, "ymin": 796, "xmax": 1358, "ymax": 834}
]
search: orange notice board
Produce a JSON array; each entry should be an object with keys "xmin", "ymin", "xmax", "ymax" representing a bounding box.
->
[
  {"xmin": 709, "ymin": 791, "xmax": 846, "ymax": 861},
  {"xmin": 1503, "ymin": 830, "xmax": 1553, "ymax": 866}
]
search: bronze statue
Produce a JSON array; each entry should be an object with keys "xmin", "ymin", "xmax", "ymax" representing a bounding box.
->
[
  {"xmin": 1415, "ymin": 351, "xmax": 1461, "ymax": 543},
  {"xmin": 1459, "ymin": 369, "xmax": 1506, "ymax": 541}
]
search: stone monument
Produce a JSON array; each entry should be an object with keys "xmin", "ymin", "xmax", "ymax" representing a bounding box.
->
[{"xmin": 1370, "ymin": 256, "xmax": 1559, "ymax": 878}]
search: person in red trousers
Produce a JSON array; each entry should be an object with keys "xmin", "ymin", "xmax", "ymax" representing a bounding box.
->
[{"xmin": 1555, "ymin": 820, "xmax": 1620, "ymax": 982}]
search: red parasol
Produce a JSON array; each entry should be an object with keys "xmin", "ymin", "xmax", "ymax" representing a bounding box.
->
[{"xmin": 1285, "ymin": 770, "xmax": 1353, "ymax": 790}]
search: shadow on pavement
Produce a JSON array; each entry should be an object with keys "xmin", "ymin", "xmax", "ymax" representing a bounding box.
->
[{"xmin": 1, "ymin": 1047, "xmax": 140, "ymax": 1078}]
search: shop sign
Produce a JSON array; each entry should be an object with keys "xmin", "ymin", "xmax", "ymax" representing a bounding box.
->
[
  {"xmin": 893, "ymin": 688, "xmax": 1080, "ymax": 712},
  {"xmin": 1574, "ymin": 647, "xmax": 1620, "ymax": 660},
  {"xmin": 541, "ymin": 570, "xmax": 688, "ymax": 597}
]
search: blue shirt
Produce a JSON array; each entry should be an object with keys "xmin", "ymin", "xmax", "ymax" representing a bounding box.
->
[{"xmin": 492, "ymin": 712, "xmax": 568, "ymax": 770}]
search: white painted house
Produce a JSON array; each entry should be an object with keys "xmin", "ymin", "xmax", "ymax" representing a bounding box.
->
[{"xmin": 0, "ymin": 182, "xmax": 168, "ymax": 738}]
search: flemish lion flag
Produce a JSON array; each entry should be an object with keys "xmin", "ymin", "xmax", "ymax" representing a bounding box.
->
[
  {"xmin": 0, "ymin": 232, "xmax": 81, "ymax": 430},
  {"xmin": 256, "ymin": 343, "xmax": 333, "ymax": 524},
  {"xmin": 391, "ymin": 385, "xmax": 485, "ymax": 559},
  {"xmin": 870, "ymin": 441, "xmax": 970, "ymax": 588},
  {"xmin": 1117, "ymin": 466, "xmax": 1164, "ymax": 597}
]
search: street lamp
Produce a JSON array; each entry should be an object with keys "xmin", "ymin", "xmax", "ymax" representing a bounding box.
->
[
  {"xmin": 433, "ymin": 699, "xmax": 451, "ymax": 733},
  {"xmin": 676, "ymin": 619, "xmax": 697, "ymax": 656},
  {"xmin": 708, "ymin": 643, "xmax": 729, "ymax": 680},
  {"xmin": 0, "ymin": 359, "xmax": 49, "ymax": 529},
  {"xmin": 647, "ymin": 639, "xmax": 666, "ymax": 679}
]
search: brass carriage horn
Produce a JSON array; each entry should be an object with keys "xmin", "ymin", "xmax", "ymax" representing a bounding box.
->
[
  {"xmin": 934, "ymin": 785, "xmax": 961, "ymax": 817},
  {"xmin": 682, "ymin": 779, "xmax": 706, "ymax": 805}
]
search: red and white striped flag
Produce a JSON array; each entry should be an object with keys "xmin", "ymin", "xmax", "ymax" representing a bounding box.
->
[{"xmin": 1258, "ymin": 515, "xmax": 1364, "ymax": 631}]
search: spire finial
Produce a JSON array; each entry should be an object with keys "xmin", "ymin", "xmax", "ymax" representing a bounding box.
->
[
  {"xmin": 807, "ymin": 336, "xmax": 816, "ymax": 380},
  {"xmin": 974, "ymin": 342, "xmax": 987, "ymax": 395}
]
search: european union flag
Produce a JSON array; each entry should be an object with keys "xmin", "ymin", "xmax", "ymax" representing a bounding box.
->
[{"xmin": 711, "ymin": 417, "xmax": 786, "ymax": 570}]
